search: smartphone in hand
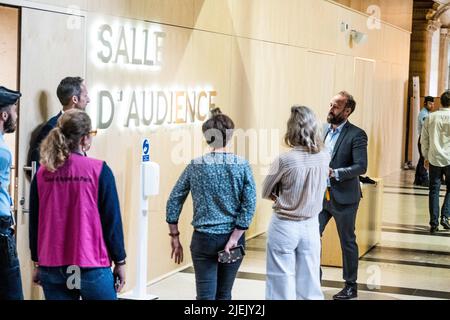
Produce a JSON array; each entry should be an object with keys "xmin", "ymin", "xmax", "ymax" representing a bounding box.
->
[{"xmin": 218, "ymin": 245, "xmax": 245, "ymax": 264}]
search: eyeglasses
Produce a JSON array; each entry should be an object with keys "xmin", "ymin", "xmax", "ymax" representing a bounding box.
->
[{"xmin": 88, "ymin": 129, "xmax": 98, "ymax": 137}]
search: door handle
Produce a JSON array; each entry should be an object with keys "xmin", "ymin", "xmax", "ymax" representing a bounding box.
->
[
  {"xmin": 21, "ymin": 162, "xmax": 38, "ymax": 214},
  {"xmin": 23, "ymin": 161, "xmax": 37, "ymax": 177}
]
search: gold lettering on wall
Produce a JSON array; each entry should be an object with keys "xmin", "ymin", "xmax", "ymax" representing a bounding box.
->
[{"xmin": 96, "ymin": 89, "xmax": 217, "ymax": 129}]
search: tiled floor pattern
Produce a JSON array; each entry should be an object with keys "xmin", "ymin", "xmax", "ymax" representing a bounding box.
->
[{"xmin": 147, "ymin": 170, "xmax": 450, "ymax": 300}]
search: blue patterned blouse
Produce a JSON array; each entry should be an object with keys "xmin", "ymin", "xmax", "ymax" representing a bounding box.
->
[{"xmin": 166, "ymin": 153, "xmax": 257, "ymax": 235}]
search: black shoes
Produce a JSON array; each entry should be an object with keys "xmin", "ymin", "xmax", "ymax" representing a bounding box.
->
[
  {"xmin": 430, "ymin": 226, "xmax": 439, "ymax": 233},
  {"xmin": 441, "ymin": 218, "xmax": 450, "ymax": 230},
  {"xmin": 413, "ymin": 180, "xmax": 429, "ymax": 188},
  {"xmin": 333, "ymin": 285, "xmax": 358, "ymax": 300},
  {"xmin": 432, "ymin": 218, "xmax": 450, "ymax": 233}
]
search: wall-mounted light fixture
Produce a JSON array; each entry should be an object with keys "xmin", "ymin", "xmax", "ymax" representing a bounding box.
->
[{"xmin": 350, "ymin": 29, "xmax": 368, "ymax": 45}]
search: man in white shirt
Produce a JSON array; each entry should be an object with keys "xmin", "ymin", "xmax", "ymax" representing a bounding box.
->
[{"xmin": 421, "ymin": 91, "xmax": 450, "ymax": 233}]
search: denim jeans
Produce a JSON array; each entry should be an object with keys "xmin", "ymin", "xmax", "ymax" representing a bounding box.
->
[
  {"xmin": 429, "ymin": 164, "xmax": 450, "ymax": 227},
  {"xmin": 190, "ymin": 231, "xmax": 245, "ymax": 300},
  {"xmin": 0, "ymin": 225, "xmax": 24, "ymax": 300},
  {"xmin": 39, "ymin": 266, "xmax": 117, "ymax": 300},
  {"xmin": 415, "ymin": 137, "xmax": 429, "ymax": 184}
]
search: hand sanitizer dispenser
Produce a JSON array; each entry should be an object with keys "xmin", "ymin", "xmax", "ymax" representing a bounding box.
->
[
  {"xmin": 120, "ymin": 139, "xmax": 159, "ymax": 300},
  {"xmin": 142, "ymin": 162, "xmax": 160, "ymax": 198}
]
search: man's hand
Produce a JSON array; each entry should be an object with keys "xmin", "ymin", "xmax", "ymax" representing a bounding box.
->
[
  {"xmin": 424, "ymin": 160, "xmax": 430, "ymax": 171},
  {"xmin": 171, "ymin": 237, "xmax": 184, "ymax": 264},
  {"xmin": 329, "ymin": 168, "xmax": 335, "ymax": 178}
]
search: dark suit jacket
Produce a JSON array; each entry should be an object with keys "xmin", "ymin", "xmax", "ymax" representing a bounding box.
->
[
  {"xmin": 325, "ymin": 121, "xmax": 368, "ymax": 205},
  {"xmin": 29, "ymin": 112, "xmax": 62, "ymax": 165}
]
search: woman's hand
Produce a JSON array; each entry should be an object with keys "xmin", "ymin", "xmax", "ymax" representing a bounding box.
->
[
  {"xmin": 224, "ymin": 229, "xmax": 245, "ymax": 254},
  {"xmin": 171, "ymin": 237, "xmax": 184, "ymax": 264},
  {"xmin": 113, "ymin": 264, "xmax": 126, "ymax": 293},
  {"xmin": 32, "ymin": 267, "xmax": 41, "ymax": 286}
]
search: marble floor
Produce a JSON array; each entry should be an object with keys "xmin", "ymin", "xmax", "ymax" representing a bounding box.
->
[{"xmin": 147, "ymin": 170, "xmax": 450, "ymax": 300}]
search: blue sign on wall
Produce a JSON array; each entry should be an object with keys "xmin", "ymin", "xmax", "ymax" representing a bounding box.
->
[{"xmin": 142, "ymin": 139, "xmax": 150, "ymax": 162}]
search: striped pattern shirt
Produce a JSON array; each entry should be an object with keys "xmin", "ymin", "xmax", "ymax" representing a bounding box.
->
[{"xmin": 262, "ymin": 147, "xmax": 331, "ymax": 221}]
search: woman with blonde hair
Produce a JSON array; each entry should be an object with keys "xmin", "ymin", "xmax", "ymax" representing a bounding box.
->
[
  {"xmin": 29, "ymin": 109, "xmax": 126, "ymax": 300},
  {"xmin": 262, "ymin": 106, "xmax": 330, "ymax": 300}
]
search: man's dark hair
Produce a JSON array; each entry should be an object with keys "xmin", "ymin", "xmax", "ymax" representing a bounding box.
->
[
  {"xmin": 424, "ymin": 96, "xmax": 434, "ymax": 105},
  {"xmin": 56, "ymin": 77, "xmax": 84, "ymax": 106},
  {"xmin": 440, "ymin": 91, "xmax": 450, "ymax": 108},
  {"xmin": 202, "ymin": 108, "xmax": 235, "ymax": 148},
  {"xmin": 339, "ymin": 91, "xmax": 356, "ymax": 114}
]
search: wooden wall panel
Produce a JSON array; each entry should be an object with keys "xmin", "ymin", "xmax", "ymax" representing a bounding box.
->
[
  {"xmin": 287, "ymin": 0, "xmax": 311, "ymax": 48},
  {"xmin": 354, "ymin": 58, "xmax": 375, "ymax": 174},
  {"xmin": 0, "ymin": 5, "xmax": 19, "ymax": 89},
  {"xmin": 334, "ymin": 55, "xmax": 355, "ymax": 96},
  {"xmin": 193, "ymin": 0, "xmax": 233, "ymax": 35},
  {"xmin": 388, "ymin": 63, "xmax": 408, "ymax": 175},
  {"xmin": 230, "ymin": 0, "xmax": 290, "ymax": 44},
  {"xmin": 286, "ymin": 47, "xmax": 308, "ymax": 108},
  {"xmin": 304, "ymin": 51, "xmax": 337, "ymax": 121},
  {"xmin": 27, "ymin": 0, "xmax": 88, "ymax": 10},
  {"xmin": 27, "ymin": 0, "xmax": 197, "ymax": 28},
  {"xmin": 308, "ymin": 0, "xmax": 340, "ymax": 52},
  {"xmin": 374, "ymin": 61, "xmax": 390, "ymax": 177}
]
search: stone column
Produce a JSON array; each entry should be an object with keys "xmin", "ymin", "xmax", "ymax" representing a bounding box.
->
[
  {"xmin": 424, "ymin": 19, "xmax": 441, "ymax": 96},
  {"xmin": 438, "ymin": 28, "xmax": 450, "ymax": 95}
]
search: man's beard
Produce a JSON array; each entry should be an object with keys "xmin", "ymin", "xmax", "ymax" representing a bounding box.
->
[
  {"xmin": 4, "ymin": 115, "xmax": 16, "ymax": 133},
  {"xmin": 327, "ymin": 111, "xmax": 346, "ymax": 125}
]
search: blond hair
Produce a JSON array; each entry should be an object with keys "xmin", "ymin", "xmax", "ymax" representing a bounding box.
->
[
  {"xmin": 39, "ymin": 109, "xmax": 91, "ymax": 172},
  {"xmin": 284, "ymin": 105, "xmax": 323, "ymax": 154}
]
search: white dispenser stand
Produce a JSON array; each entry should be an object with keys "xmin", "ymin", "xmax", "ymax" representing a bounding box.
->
[{"xmin": 120, "ymin": 139, "xmax": 160, "ymax": 300}]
